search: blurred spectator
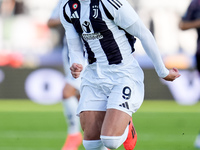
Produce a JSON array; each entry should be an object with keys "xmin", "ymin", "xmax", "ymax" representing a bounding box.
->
[
  {"xmin": 0, "ymin": 0, "xmax": 16, "ymax": 17},
  {"xmin": 0, "ymin": 0, "xmax": 24, "ymax": 17},
  {"xmin": 179, "ymin": 0, "xmax": 200, "ymax": 75},
  {"xmin": 179, "ymin": 0, "xmax": 200, "ymax": 148},
  {"xmin": 0, "ymin": 0, "xmax": 62, "ymax": 68},
  {"xmin": 0, "ymin": 0, "xmax": 24, "ymax": 68}
]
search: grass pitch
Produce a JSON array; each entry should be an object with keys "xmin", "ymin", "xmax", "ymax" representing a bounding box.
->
[{"xmin": 0, "ymin": 100, "xmax": 199, "ymax": 150}]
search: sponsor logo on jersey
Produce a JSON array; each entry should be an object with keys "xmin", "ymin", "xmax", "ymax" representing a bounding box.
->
[
  {"xmin": 119, "ymin": 102, "xmax": 129, "ymax": 109},
  {"xmin": 82, "ymin": 21, "xmax": 92, "ymax": 33},
  {"xmin": 82, "ymin": 32, "xmax": 103, "ymax": 41},
  {"xmin": 108, "ymin": 0, "xmax": 122, "ymax": 10},
  {"xmin": 92, "ymin": 5, "xmax": 99, "ymax": 19},
  {"xmin": 81, "ymin": 21, "xmax": 103, "ymax": 41},
  {"xmin": 71, "ymin": 11, "xmax": 79, "ymax": 19}
]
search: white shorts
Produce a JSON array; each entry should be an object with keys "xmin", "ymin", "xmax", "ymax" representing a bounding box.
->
[
  {"xmin": 65, "ymin": 72, "xmax": 81, "ymax": 91},
  {"xmin": 77, "ymin": 59, "xmax": 144, "ymax": 116}
]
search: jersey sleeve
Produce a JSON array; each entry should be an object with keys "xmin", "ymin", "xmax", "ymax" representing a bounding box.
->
[
  {"xmin": 60, "ymin": 1, "xmax": 85, "ymax": 67},
  {"xmin": 60, "ymin": 1, "xmax": 80, "ymax": 39},
  {"xmin": 125, "ymin": 19, "xmax": 169, "ymax": 78},
  {"xmin": 101, "ymin": 0, "xmax": 139, "ymax": 29}
]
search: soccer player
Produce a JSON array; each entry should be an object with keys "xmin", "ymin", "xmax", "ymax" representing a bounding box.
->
[
  {"xmin": 60, "ymin": 0, "xmax": 181, "ymax": 149},
  {"xmin": 179, "ymin": 0, "xmax": 200, "ymax": 75},
  {"xmin": 179, "ymin": 0, "xmax": 200, "ymax": 148},
  {"xmin": 47, "ymin": 1, "xmax": 82, "ymax": 149}
]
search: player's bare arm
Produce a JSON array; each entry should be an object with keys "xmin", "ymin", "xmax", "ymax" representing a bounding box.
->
[
  {"xmin": 70, "ymin": 63, "xmax": 83, "ymax": 78},
  {"xmin": 179, "ymin": 19, "xmax": 200, "ymax": 30},
  {"xmin": 163, "ymin": 68, "xmax": 181, "ymax": 81},
  {"xmin": 47, "ymin": 18, "xmax": 61, "ymax": 28}
]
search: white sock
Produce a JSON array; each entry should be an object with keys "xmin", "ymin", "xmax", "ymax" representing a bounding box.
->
[
  {"xmin": 195, "ymin": 133, "xmax": 200, "ymax": 148},
  {"xmin": 83, "ymin": 140, "xmax": 108, "ymax": 150},
  {"xmin": 62, "ymin": 96, "xmax": 80, "ymax": 134}
]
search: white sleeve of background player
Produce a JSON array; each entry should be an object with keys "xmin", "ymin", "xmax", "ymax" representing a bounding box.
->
[
  {"xmin": 60, "ymin": 2, "xmax": 85, "ymax": 67},
  {"xmin": 125, "ymin": 19, "xmax": 169, "ymax": 78},
  {"xmin": 101, "ymin": 0, "xmax": 139, "ymax": 28}
]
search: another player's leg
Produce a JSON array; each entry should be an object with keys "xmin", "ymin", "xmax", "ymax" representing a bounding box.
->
[
  {"xmin": 62, "ymin": 84, "xmax": 82, "ymax": 150},
  {"xmin": 195, "ymin": 131, "xmax": 200, "ymax": 148}
]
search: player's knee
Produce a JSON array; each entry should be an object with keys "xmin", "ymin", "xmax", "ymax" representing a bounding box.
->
[
  {"xmin": 62, "ymin": 91, "xmax": 71, "ymax": 99},
  {"xmin": 62, "ymin": 85, "xmax": 76, "ymax": 99},
  {"xmin": 100, "ymin": 135, "xmax": 122, "ymax": 149},
  {"xmin": 100, "ymin": 125, "xmax": 129, "ymax": 149},
  {"xmin": 83, "ymin": 140, "xmax": 107, "ymax": 150}
]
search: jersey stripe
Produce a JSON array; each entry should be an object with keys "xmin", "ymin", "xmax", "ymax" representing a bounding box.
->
[
  {"xmin": 107, "ymin": 0, "xmax": 122, "ymax": 10},
  {"xmin": 64, "ymin": 0, "xmax": 97, "ymax": 64},
  {"xmin": 68, "ymin": 0, "xmax": 82, "ymax": 33},
  {"xmin": 101, "ymin": 1, "xmax": 136, "ymax": 53},
  {"xmin": 100, "ymin": 0, "xmax": 114, "ymax": 20},
  {"xmin": 90, "ymin": 0, "xmax": 122, "ymax": 65},
  {"xmin": 63, "ymin": 3, "xmax": 72, "ymax": 23},
  {"xmin": 83, "ymin": 39, "xmax": 97, "ymax": 64}
]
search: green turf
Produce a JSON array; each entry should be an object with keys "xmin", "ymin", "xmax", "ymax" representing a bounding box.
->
[{"xmin": 0, "ymin": 100, "xmax": 200, "ymax": 150}]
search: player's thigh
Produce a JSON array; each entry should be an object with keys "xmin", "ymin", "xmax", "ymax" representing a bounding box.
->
[
  {"xmin": 101, "ymin": 108, "xmax": 131, "ymax": 136},
  {"xmin": 80, "ymin": 111, "xmax": 106, "ymax": 140},
  {"xmin": 107, "ymin": 78, "xmax": 144, "ymax": 115}
]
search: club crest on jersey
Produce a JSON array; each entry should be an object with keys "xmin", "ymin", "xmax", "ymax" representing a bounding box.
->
[
  {"xmin": 72, "ymin": 3, "xmax": 78, "ymax": 9},
  {"xmin": 92, "ymin": 5, "xmax": 98, "ymax": 19},
  {"xmin": 82, "ymin": 21, "xmax": 92, "ymax": 33}
]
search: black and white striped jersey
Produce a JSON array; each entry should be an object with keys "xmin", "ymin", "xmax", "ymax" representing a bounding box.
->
[
  {"xmin": 60, "ymin": 0, "xmax": 169, "ymax": 78},
  {"xmin": 60, "ymin": 0, "xmax": 139, "ymax": 66}
]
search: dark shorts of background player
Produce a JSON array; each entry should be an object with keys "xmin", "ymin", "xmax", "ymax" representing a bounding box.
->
[{"xmin": 196, "ymin": 52, "xmax": 200, "ymax": 74}]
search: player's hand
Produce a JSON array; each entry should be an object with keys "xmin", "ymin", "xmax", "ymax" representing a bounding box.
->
[
  {"xmin": 70, "ymin": 63, "xmax": 83, "ymax": 78},
  {"xmin": 163, "ymin": 68, "xmax": 181, "ymax": 81}
]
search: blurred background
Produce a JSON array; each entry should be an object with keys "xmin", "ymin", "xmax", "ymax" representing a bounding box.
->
[
  {"xmin": 0, "ymin": 0, "xmax": 199, "ymax": 105},
  {"xmin": 0, "ymin": 0, "xmax": 200, "ymax": 150}
]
